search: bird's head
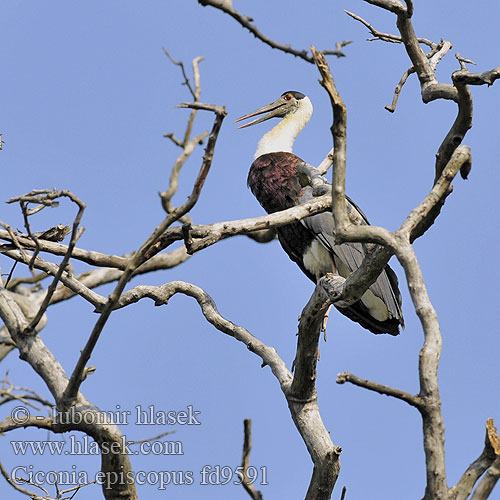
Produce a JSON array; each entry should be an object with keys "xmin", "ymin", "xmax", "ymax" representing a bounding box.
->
[{"xmin": 235, "ymin": 91, "xmax": 313, "ymax": 129}]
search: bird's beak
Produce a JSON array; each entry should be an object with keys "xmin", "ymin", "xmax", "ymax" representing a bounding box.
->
[{"xmin": 234, "ymin": 98, "xmax": 288, "ymax": 129}]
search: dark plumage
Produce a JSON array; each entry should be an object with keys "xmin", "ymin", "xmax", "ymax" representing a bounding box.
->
[{"xmin": 248, "ymin": 152, "xmax": 404, "ymax": 335}]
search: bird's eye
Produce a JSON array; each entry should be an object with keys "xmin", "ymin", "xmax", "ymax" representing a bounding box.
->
[{"xmin": 284, "ymin": 94, "xmax": 291, "ymax": 100}]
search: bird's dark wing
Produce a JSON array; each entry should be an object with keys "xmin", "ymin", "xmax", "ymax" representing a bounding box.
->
[{"xmin": 299, "ymin": 186, "xmax": 404, "ymax": 334}]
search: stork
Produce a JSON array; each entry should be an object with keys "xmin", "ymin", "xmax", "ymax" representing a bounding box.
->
[{"xmin": 236, "ymin": 91, "xmax": 404, "ymax": 335}]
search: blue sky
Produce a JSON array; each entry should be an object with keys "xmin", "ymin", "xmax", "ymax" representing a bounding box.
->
[{"xmin": 1, "ymin": 1, "xmax": 499, "ymax": 499}]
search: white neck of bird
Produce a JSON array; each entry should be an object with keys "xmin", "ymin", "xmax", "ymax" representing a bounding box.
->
[{"xmin": 254, "ymin": 96, "xmax": 313, "ymax": 159}]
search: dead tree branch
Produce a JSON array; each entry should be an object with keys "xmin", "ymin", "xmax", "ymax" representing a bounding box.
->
[
  {"xmin": 344, "ymin": 10, "xmax": 435, "ymax": 47},
  {"xmin": 147, "ymin": 192, "xmax": 332, "ymax": 256},
  {"xmin": 7, "ymin": 190, "xmax": 86, "ymax": 334},
  {"xmin": 309, "ymin": 45, "xmax": 471, "ymax": 500},
  {"xmin": 198, "ymin": 0, "xmax": 350, "ymax": 63},
  {"xmin": 317, "ymin": 148, "xmax": 334, "ymax": 176},
  {"xmin": 352, "ymin": 1, "xmax": 498, "ymax": 186},
  {"xmin": 162, "ymin": 48, "xmax": 199, "ymax": 100},
  {"xmin": 470, "ymin": 457, "xmax": 500, "ymax": 500},
  {"xmin": 0, "ymin": 375, "xmax": 53, "ymax": 410},
  {"xmin": 160, "ymin": 131, "xmax": 208, "ymax": 217},
  {"xmin": 0, "ymin": 459, "xmax": 39, "ymax": 498},
  {"xmin": 0, "ymin": 286, "xmax": 137, "ymax": 500},
  {"xmin": 323, "ymin": 41, "xmax": 353, "ymax": 58},
  {"xmin": 1, "ymin": 3, "xmax": 497, "ymax": 499},
  {"xmin": 402, "ymin": 145, "xmax": 471, "ymax": 241},
  {"xmin": 336, "ymin": 371, "xmax": 422, "ymax": 407},
  {"xmin": 239, "ymin": 419, "xmax": 264, "ymax": 500},
  {"xmin": 312, "ymin": 47, "xmax": 399, "ymax": 256},
  {"xmin": 310, "ymin": 8, "xmax": 486, "ymax": 495},
  {"xmin": 385, "ymin": 40, "xmax": 452, "ymax": 113},
  {"xmin": 450, "ymin": 419, "xmax": 500, "ymax": 500},
  {"xmin": 62, "ymin": 102, "xmax": 226, "ymax": 409},
  {"xmin": 114, "ymin": 278, "xmax": 341, "ymax": 499},
  {"xmin": 161, "ymin": 53, "xmax": 207, "ymax": 222}
]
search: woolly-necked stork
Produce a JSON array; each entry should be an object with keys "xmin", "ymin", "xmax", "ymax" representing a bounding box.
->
[{"xmin": 236, "ymin": 90, "xmax": 404, "ymax": 335}]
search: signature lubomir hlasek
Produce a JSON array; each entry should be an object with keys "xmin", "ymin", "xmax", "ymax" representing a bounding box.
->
[{"xmin": 236, "ymin": 91, "xmax": 404, "ymax": 335}]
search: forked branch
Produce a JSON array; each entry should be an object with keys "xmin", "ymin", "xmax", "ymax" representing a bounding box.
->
[
  {"xmin": 62, "ymin": 102, "xmax": 226, "ymax": 408},
  {"xmin": 198, "ymin": 0, "xmax": 351, "ymax": 63}
]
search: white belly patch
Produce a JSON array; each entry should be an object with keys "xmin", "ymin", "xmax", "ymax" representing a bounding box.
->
[
  {"xmin": 302, "ymin": 240, "xmax": 334, "ymax": 279},
  {"xmin": 303, "ymin": 240, "xmax": 390, "ymax": 321}
]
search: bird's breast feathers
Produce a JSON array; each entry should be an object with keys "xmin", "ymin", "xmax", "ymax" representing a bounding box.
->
[{"xmin": 248, "ymin": 152, "xmax": 308, "ymax": 213}]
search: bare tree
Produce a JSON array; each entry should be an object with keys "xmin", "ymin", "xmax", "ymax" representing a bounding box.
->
[{"xmin": 0, "ymin": 1, "xmax": 499, "ymax": 499}]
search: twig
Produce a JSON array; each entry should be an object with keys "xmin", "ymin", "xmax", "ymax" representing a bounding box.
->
[
  {"xmin": 128, "ymin": 429, "xmax": 176, "ymax": 445},
  {"xmin": 182, "ymin": 56, "xmax": 205, "ymax": 146},
  {"xmin": 198, "ymin": 1, "xmax": 351, "ymax": 62},
  {"xmin": 8, "ymin": 190, "xmax": 87, "ymax": 334},
  {"xmin": 57, "ymin": 480, "xmax": 97, "ymax": 499},
  {"xmin": 163, "ymin": 132, "xmax": 183, "ymax": 147},
  {"xmin": 316, "ymin": 148, "xmax": 334, "ymax": 175},
  {"xmin": 160, "ymin": 131, "xmax": 208, "ymax": 217},
  {"xmin": 5, "ymin": 271, "xmax": 49, "ymax": 291},
  {"xmin": 177, "ymin": 101, "xmax": 226, "ymax": 114},
  {"xmin": 238, "ymin": 419, "xmax": 264, "ymax": 500},
  {"xmin": 0, "ymin": 222, "xmax": 28, "ymax": 261},
  {"xmin": 455, "ymin": 52, "xmax": 476, "ymax": 71},
  {"xmin": 345, "ymin": 10, "xmax": 435, "ymax": 47},
  {"xmin": 164, "ymin": 52, "xmax": 205, "ymax": 150},
  {"xmin": 20, "ymin": 202, "xmax": 41, "ymax": 269},
  {"xmin": 386, "ymin": 41, "xmax": 452, "ymax": 113},
  {"xmin": 0, "ymin": 460, "xmax": 36, "ymax": 497},
  {"xmin": 2, "ymin": 248, "xmax": 106, "ymax": 308},
  {"xmin": 0, "ymin": 375, "xmax": 53, "ymax": 409},
  {"xmin": 162, "ymin": 48, "xmax": 197, "ymax": 99},
  {"xmin": 336, "ymin": 372, "xmax": 423, "ymax": 408},
  {"xmin": 0, "ymin": 229, "xmax": 128, "ymax": 268},
  {"xmin": 198, "ymin": 0, "xmax": 313, "ymax": 63},
  {"xmin": 322, "ymin": 41, "xmax": 353, "ymax": 58}
]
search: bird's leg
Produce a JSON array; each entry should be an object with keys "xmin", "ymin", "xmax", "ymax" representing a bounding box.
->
[
  {"xmin": 321, "ymin": 304, "xmax": 333, "ymax": 341},
  {"xmin": 316, "ymin": 265, "xmax": 336, "ymax": 340}
]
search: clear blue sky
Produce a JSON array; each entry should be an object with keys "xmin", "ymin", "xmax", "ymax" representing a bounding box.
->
[{"xmin": 1, "ymin": 1, "xmax": 499, "ymax": 499}]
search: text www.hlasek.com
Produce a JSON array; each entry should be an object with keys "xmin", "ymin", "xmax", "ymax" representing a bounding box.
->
[
  {"xmin": 8, "ymin": 404, "xmax": 268, "ymax": 490},
  {"xmin": 11, "ymin": 435, "xmax": 183, "ymax": 456},
  {"xmin": 11, "ymin": 465, "xmax": 269, "ymax": 490}
]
